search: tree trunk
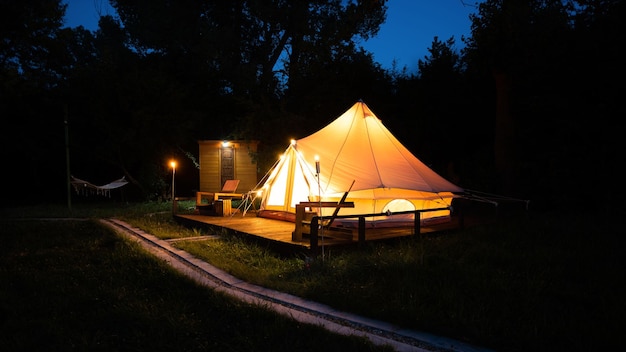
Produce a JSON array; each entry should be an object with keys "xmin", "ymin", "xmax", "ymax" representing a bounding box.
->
[{"xmin": 493, "ymin": 69, "xmax": 516, "ymax": 195}]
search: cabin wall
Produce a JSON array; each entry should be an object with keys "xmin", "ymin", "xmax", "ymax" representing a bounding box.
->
[{"xmin": 198, "ymin": 140, "xmax": 259, "ymax": 193}]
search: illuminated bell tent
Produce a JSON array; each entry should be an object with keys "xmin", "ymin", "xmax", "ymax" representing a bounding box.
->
[{"xmin": 257, "ymin": 101, "xmax": 464, "ymax": 226}]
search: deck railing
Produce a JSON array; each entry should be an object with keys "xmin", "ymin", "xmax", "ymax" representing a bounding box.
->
[{"xmin": 308, "ymin": 207, "xmax": 458, "ymax": 257}]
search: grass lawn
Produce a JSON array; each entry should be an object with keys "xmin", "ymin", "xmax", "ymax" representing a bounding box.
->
[
  {"xmin": 2, "ymin": 200, "xmax": 625, "ymax": 351},
  {"xmin": 0, "ymin": 214, "xmax": 392, "ymax": 352}
]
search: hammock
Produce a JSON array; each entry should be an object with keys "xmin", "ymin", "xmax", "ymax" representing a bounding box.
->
[{"xmin": 71, "ymin": 176, "xmax": 128, "ymax": 197}]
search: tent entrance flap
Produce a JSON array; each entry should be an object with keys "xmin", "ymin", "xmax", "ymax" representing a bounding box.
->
[{"xmin": 263, "ymin": 144, "xmax": 318, "ymax": 213}]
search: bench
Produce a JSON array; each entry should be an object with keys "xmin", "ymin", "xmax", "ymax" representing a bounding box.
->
[
  {"xmin": 196, "ymin": 187, "xmax": 243, "ymax": 217},
  {"xmin": 195, "ymin": 180, "xmax": 243, "ymax": 215},
  {"xmin": 196, "ymin": 199, "xmax": 234, "ymax": 216},
  {"xmin": 196, "ymin": 191, "xmax": 243, "ymax": 204}
]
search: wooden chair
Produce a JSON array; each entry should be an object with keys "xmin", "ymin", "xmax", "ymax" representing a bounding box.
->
[
  {"xmin": 219, "ymin": 180, "xmax": 240, "ymax": 193},
  {"xmin": 195, "ymin": 180, "xmax": 243, "ymax": 216},
  {"xmin": 196, "ymin": 180, "xmax": 243, "ymax": 205}
]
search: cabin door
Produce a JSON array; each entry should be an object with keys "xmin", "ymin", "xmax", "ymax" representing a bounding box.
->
[{"xmin": 220, "ymin": 146, "xmax": 235, "ymax": 187}]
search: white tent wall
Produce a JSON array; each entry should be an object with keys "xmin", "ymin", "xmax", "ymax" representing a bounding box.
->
[
  {"xmin": 258, "ymin": 101, "xmax": 463, "ymax": 225},
  {"xmin": 261, "ymin": 143, "xmax": 318, "ymax": 213},
  {"xmin": 315, "ymin": 190, "xmax": 455, "ymax": 217}
]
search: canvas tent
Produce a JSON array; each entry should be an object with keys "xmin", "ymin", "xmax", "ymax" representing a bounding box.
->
[{"xmin": 257, "ymin": 101, "xmax": 464, "ymax": 226}]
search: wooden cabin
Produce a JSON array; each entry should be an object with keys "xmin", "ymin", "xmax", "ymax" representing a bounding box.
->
[{"xmin": 198, "ymin": 140, "xmax": 259, "ymax": 194}]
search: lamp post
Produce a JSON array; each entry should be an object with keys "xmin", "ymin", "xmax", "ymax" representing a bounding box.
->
[
  {"xmin": 64, "ymin": 107, "xmax": 72, "ymax": 212},
  {"xmin": 170, "ymin": 160, "xmax": 177, "ymax": 212},
  {"xmin": 314, "ymin": 155, "xmax": 324, "ymax": 260}
]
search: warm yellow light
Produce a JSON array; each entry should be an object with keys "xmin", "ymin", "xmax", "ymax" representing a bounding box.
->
[
  {"xmin": 170, "ymin": 160, "xmax": 177, "ymax": 169},
  {"xmin": 222, "ymin": 140, "xmax": 230, "ymax": 147},
  {"xmin": 314, "ymin": 155, "xmax": 320, "ymax": 174},
  {"xmin": 290, "ymin": 139, "xmax": 296, "ymax": 145}
]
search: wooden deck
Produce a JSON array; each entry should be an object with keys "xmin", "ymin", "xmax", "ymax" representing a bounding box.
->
[
  {"xmin": 174, "ymin": 210, "xmax": 464, "ymax": 256},
  {"xmin": 175, "ymin": 211, "xmax": 310, "ymax": 250}
]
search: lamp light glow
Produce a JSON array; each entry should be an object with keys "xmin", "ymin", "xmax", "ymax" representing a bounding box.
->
[
  {"xmin": 169, "ymin": 160, "xmax": 176, "ymax": 209},
  {"xmin": 314, "ymin": 155, "xmax": 320, "ymax": 174}
]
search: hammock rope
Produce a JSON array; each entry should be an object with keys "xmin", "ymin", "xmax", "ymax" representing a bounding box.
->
[{"xmin": 70, "ymin": 176, "xmax": 128, "ymax": 197}]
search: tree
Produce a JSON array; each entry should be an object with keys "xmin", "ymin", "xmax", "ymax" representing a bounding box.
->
[
  {"xmin": 0, "ymin": 0, "xmax": 67, "ymax": 86},
  {"xmin": 412, "ymin": 37, "xmax": 468, "ymax": 184},
  {"xmin": 387, "ymin": 36, "xmax": 482, "ymax": 187},
  {"xmin": 417, "ymin": 36, "xmax": 463, "ymax": 81},
  {"xmin": 0, "ymin": 0, "xmax": 70, "ymax": 202},
  {"xmin": 462, "ymin": 0, "xmax": 625, "ymax": 208},
  {"xmin": 462, "ymin": 0, "xmax": 573, "ymax": 198},
  {"xmin": 109, "ymin": 0, "xmax": 386, "ymax": 100},
  {"xmin": 64, "ymin": 15, "xmax": 209, "ymax": 199},
  {"xmin": 99, "ymin": 1, "xmax": 389, "ymax": 195}
]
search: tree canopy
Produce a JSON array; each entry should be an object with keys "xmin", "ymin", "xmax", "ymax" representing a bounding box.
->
[{"xmin": 1, "ymin": 0, "xmax": 623, "ymax": 213}]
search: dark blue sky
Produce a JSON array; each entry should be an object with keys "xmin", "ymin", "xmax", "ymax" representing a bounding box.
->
[
  {"xmin": 63, "ymin": 0, "xmax": 479, "ymax": 73},
  {"xmin": 360, "ymin": 0, "xmax": 478, "ymax": 71}
]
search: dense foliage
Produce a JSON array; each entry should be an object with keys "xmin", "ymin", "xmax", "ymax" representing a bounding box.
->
[{"xmin": 1, "ymin": 0, "xmax": 623, "ymax": 213}]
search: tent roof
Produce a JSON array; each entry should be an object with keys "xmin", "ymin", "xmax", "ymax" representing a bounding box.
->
[{"xmin": 294, "ymin": 101, "xmax": 463, "ymax": 196}]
